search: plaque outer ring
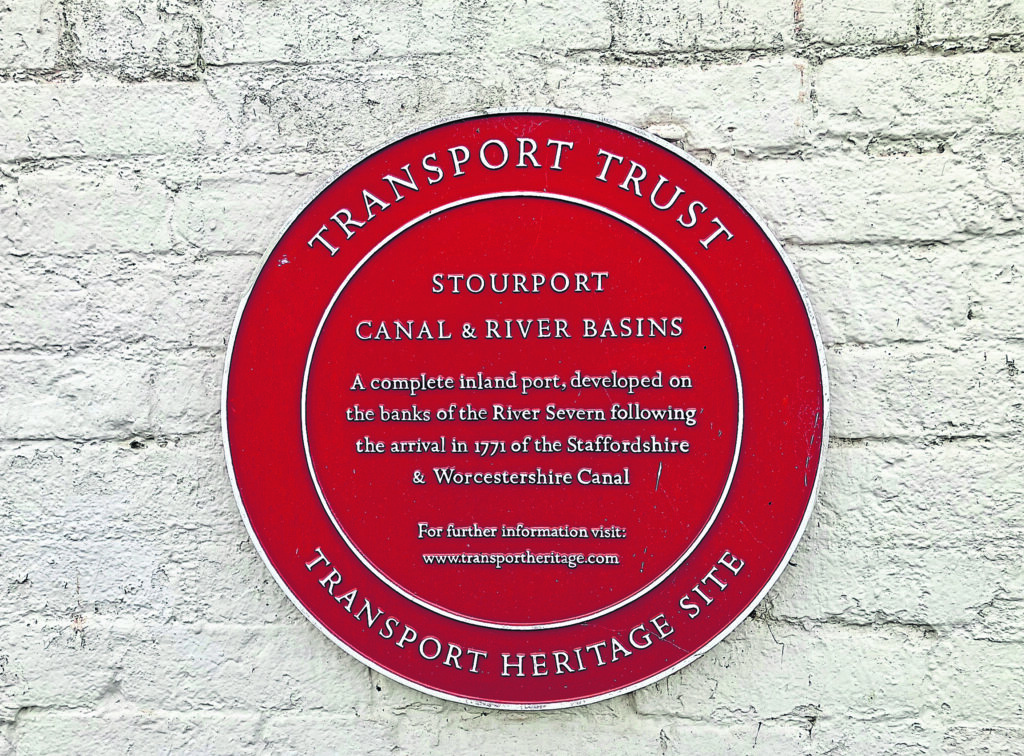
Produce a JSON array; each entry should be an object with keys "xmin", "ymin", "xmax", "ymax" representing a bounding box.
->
[{"xmin": 222, "ymin": 110, "xmax": 830, "ymax": 710}]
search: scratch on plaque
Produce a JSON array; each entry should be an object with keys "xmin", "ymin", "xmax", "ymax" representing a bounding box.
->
[
  {"xmin": 655, "ymin": 461, "xmax": 663, "ymax": 491},
  {"xmin": 640, "ymin": 546, "xmax": 647, "ymax": 574},
  {"xmin": 804, "ymin": 413, "xmax": 820, "ymax": 486},
  {"xmin": 738, "ymin": 518, "xmax": 767, "ymax": 549}
]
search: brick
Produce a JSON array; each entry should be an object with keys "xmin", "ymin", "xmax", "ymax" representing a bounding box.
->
[
  {"xmin": 259, "ymin": 709, "xmax": 820, "ymax": 754},
  {"xmin": 768, "ymin": 529, "xmax": 1022, "ymax": 628},
  {"xmin": 634, "ymin": 621, "xmax": 1024, "ymax": 722},
  {"xmin": 481, "ymin": 0, "xmax": 612, "ymax": 51},
  {"xmin": 66, "ymin": 0, "xmax": 201, "ymax": 79},
  {"xmin": 0, "ymin": 346, "xmax": 220, "ymax": 439},
  {"xmin": 0, "ymin": 176, "xmax": 18, "ymax": 246},
  {"xmin": 0, "ymin": 0, "xmax": 61, "ymax": 70},
  {"xmin": 0, "ymin": 436, "xmax": 302, "ymax": 626},
  {"xmin": 923, "ymin": 0, "xmax": 1024, "ymax": 45},
  {"xmin": 817, "ymin": 440, "xmax": 1024, "ymax": 550},
  {"xmin": 12, "ymin": 163, "xmax": 173, "ymax": 254},
  {"xmin": 940, "ymin": 633, "xmax": 1024, "ymax": 720},
  {"xmin": 202, "ymin": 0, "xmax": 611, "ymax": 66},
  {"xmin": 13, "ymin": 711, "xmax": 262, "ymax": 756},
  {"xmin": 613, "ymin": 0, "xmax": 794, "ymax": 53},
  {"xmin": 206, "ymin": 56, "xmax": 813, "ymax": 161},
  {"xmin": 201, "ymin": 0, "xmax": 459, "ymax": 65},
  {"xmin": 817, "ymin": 53, "xmax": 1024, "ymax": 139},
  {"xmin": 790, "ymin": 234, "xmax": 1024, "ymax": 347},
  {"xmin": 115, "ymin": 621, "xmax": 370, "ymax": 711},
  {"xmin": 414, "ymin": 713, "xmax": 808, "ymax": 754},
  {"xmin": 545, "ymin": 58, "xmax": 813, "ymax": 150},
  {"xmin": 257, "ymin": 713, "xmax": 397, "ymax": 755},
  {"xmin": 2, "ymin": 522, "xmax": 180, "ymax": 624},
  {"xmin": 715, "ymin": 152, "xmax": 1024, "ymax": 245},
  {"xmin": 765, "ymin": 439, "xmax": 1024, "ymax": 627},
  {"xmin": 635, "ymin": 620, "xmax": 932, "ymax": 719},
  {"xmin": 0, "ymin": 77, "xmax": 233, "ymax": 162},
  {"xmin": 0, "ymin": 436, "xmax": 230, "ymax": 538},
  {"xmin": 0, "ymin": 617, "xmax": 118, "ymax": 721},
  {"xmin": 3, "ymin": 618, "xmax": 370, "ymax": 719},
  {"xmin": 204, "ymin": 58, "xmax": 548, "ymax": 155},
  {"xmin": 171, "ymin": 172, "xmax": 320, "ymax": 254},
  {"xmin": 800, "ymin": 0, "xmax": 918, "ymax": 45},
  {"xmin": 810, "ymin": 716, "xmax": 942, "ymax": 754},
  {"xmin": 969, "ymin": 596, "xmax": 1024, "ymax": 642},
  {"xmin": 955, "ymin": 236, "xmax": 1024, "ymax": 343},
  {"xmin": 659, "ymin": 720, "xmax": 814, "ymax": 754},
  {"xmin": 942, "ymin": 724, "xmax": 1024, "ymax": 753},
  {"xmin": 0, "ymin": 251, "xmax": 254, "ymax": 350},
  {"xmin": 827, "ymin": 341, "xmax": 1023, "ymax": 438},
  {"xmin": 785, "ymin": 243, "xmax": 966, "ymax": 346}
]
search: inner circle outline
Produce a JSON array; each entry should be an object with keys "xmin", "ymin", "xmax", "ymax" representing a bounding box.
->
[{"xmin": 300, "ymin": 191, "xmax": 745, "ymax": 631}]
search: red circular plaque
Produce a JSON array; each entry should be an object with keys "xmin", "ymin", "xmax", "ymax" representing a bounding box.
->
[{"xmin": 223, "ymin": 112, "xmax": 828, "ymax": 709}]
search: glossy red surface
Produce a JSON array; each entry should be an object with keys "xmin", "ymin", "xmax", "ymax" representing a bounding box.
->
[{"xmin": 224, "ymin": 113, "xmax": 827, "ymax": 708}]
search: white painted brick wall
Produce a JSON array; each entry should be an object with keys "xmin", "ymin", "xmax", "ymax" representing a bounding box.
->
[
  {"xmin": 0, "ymin": 0, "xmax": 61, "ymax": 69},
  {"xmin": 545, "ymin": 58, "xmax": 814, "ymax": 148},
  {"xmin": 614, "ymin": 0, "xmax": 795, "ymax": 53},
  {"xmin": 66, "ymin": 0, "xmax": 203, "ymax": 79},
  {"xmin": 2, "ymin": 0, "xmax": 1023, "ymax": 752},
  {"xmin": 0, "ymin": 79, "xmax": 233, "ymax": 161},
  {"xmin": 202, "ymin": 0, "xmax": 613, "ymax": 64},
  {"xmin": 801, "ymin": 0, "xmax": 918, "ymax": 45}
]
